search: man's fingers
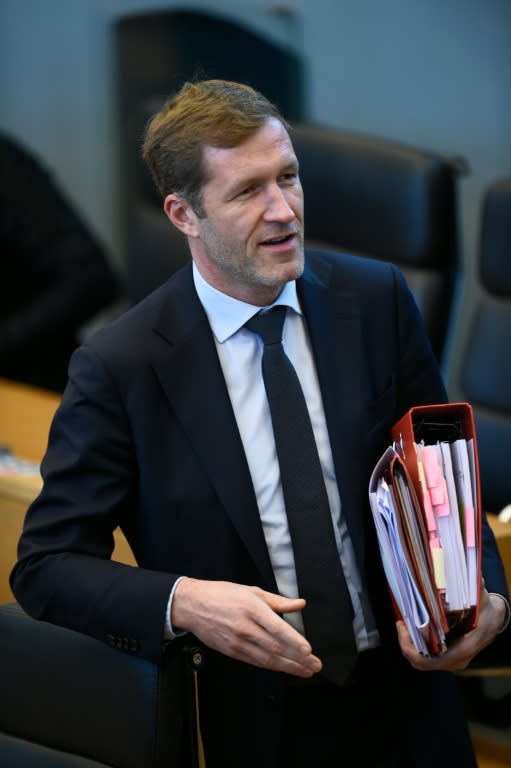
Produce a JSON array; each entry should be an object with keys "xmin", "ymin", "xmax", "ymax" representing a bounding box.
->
[
  {"xmin": 240, "ymin": 592, "xmax": 322, "ymax": 672},
  {"xmin": 240, "ymin": 648, "xmax": 320, "ymax": 677},
  {"xmin": 245, "ymin": 587, "xmax": 320, "ymax": 664},
  {"xmin": 249, "ymin": 586, "xmax": 306, "ymax": 615},
  {"xmin": 396, "ymin": 602, "xmax": 499, "ymax": 672}
]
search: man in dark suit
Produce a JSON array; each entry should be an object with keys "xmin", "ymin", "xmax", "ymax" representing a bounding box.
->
[{"xmin": 12, "ymin": 80, "xmax": 509, "ymax": 767}]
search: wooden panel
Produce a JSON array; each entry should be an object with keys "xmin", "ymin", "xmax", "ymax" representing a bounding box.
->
[
  {"xmin": 0, "ymin": 486, "xmax": 136, "ymax": 604},
  {"xmin": 0, "ymin": 378, "xmax": 136, "ymax": 604},
  {"xmin": 0, "ymin": 495, "xmax": 26, "ymax": 604},
  {"xmin": 0, "ymin": 377, "xmax": 60, "ymax": 461},
  {"xmin": 471, "ymin": 725, "xmax": 511, "ymax": 768}
]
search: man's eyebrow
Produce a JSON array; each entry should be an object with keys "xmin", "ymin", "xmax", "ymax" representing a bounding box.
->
[
  {"xmin": 281, "ymin": 155, "xmax": 299, "ymax": 172},
  {"xmin": 228, "ymin": 159, "xmax": 300, "ymax": 194},
  {"xmin": 225, "ymin": 174, "xmax": 261, "ymax": 197}
]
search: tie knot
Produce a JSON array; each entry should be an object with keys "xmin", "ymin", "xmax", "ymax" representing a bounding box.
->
[{"xmin": 245, "ymin": 306, "xmax": 287, "ymax": 346}]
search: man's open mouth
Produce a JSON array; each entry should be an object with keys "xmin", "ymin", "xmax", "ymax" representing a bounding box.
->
[{"xmin": 261, "ymin": 233, "xmax": 294, "ymax": 245}]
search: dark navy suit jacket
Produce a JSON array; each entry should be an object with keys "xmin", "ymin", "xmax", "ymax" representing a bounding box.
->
[{"xmin": 12, "ymin": 249, "xmax": 507, "ymax": 767}]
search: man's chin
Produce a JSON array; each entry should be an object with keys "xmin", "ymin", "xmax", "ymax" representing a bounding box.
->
[{"xmin": 259, "ymin": 253, "xmax": 304, "ymax": 285}]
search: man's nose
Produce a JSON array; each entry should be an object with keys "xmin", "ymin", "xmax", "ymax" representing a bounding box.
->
[{"xmin": 262, "ymin": 184, "xmax": 296, "ymax": 222}]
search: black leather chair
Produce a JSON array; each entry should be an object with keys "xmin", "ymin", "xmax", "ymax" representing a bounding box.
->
[
  {"xmin": 457, "ymin": 177, "xmax": 511, "ymax": 515},
  {"xmin": 290, "ymin": 122, "xmax": 464, "ymax": 362},
  {"xmin": 0, "ymin": 603, "xmax": 204, "ymax": 768}
]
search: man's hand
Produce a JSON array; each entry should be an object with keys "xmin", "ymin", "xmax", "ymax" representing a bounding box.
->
[
  {"xmin": 172, "ymin": 578, "xmax": 322, "ymax": 677},
  {"xmin": 396, "ymin": 585, "xmax": 506, "ymax": 672}
]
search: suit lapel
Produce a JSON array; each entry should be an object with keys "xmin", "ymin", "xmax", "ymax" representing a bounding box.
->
[
  {"xmin": 298, "ymin": 257, "xmax": 368, "ymax": 565},
  {"xmin": 150, "ymin": 267, "xmax": 277, "ymax": 590}
]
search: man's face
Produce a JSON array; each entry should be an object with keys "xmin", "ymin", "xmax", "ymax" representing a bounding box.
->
[{"xmin": 187, "ymin": 118, "xmax": 305, "ymax": 305}]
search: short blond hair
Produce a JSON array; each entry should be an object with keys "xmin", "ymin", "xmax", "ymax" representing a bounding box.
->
[{"xmin": 142, "ymin": 79, "xmax": 286, "ymax": 215}]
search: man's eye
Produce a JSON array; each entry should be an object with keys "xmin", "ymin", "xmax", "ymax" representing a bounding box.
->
[
  {"xmin": 281, "ymin": 173, "xmax": 298, "ymax": 184},
  {"xmin": 236, "ymin": 186, "xmax": 255, "ymax": 199}
]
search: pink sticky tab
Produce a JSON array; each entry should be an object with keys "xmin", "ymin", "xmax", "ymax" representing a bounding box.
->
[
  {"xmin": 421, "ymin": 446, "xmax": 449, "ymax": 515},
  {"xmin": 465, "ymin": 505, "xmax": 476, "ymax": 547},
  {"xmin": 433, "ymin": 477, "xmax": 450, "ymax": 517},
  {"xmin": 429, "ymin": 485, "xmax": 445, "ymax": 506},
  {"xmin": 421, "ymin": 446, "xmax": 438, "ymax": 482},
  {"xmin": 422, "ymin": 490, "xmax": 436, "ymax": 533}
]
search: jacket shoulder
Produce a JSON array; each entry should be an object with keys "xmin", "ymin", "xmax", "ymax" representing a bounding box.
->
[{"xmin": 303, "ymin": 247, "xmax": 404, "ymax": 295}]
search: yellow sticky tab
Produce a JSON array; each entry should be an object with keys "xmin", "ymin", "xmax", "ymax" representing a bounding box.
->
[{"xmin": 432, "ymin": 548, "xmax": 446, "ymax": 590}]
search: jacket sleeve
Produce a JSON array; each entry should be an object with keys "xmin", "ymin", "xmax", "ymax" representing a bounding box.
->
[{"xmin": 10, "ymin": 343, "xmax": 178, "ymax": 664}]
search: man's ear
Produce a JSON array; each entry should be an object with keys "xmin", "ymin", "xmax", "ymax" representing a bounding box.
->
[{"xmin": 163, "ymin": 194, "xmax": 200, "ymax": 237}]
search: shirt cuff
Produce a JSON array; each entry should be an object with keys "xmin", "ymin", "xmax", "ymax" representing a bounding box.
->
[
  {"xmin": 164, "ymin": 576, "xmax": 189, "ymax": 640},
  {"xmin": 488, "ymin": 592, "xmax": 511, "ymax": 634}
]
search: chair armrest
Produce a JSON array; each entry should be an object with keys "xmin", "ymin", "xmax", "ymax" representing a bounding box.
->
[{"xmin": 0, "ymin": 603, "xmax": 190, "ymax": 768}]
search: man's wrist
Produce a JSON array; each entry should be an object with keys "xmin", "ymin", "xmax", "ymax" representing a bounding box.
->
[{"xmin": 488, "ymin": 592, "xmax": 511, "ymax": 634}]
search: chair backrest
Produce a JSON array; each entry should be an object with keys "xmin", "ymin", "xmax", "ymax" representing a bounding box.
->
[
  {"xmin": 0, "ymin": 603, "xmax": 196, "ymax": 768},
  {"xmin": 290, "ymin": 122, "xmax": 464, "ymax": 361},
  {"xmin": 458, "ymin": 177, "xmax": 511, "ymax": 514}
]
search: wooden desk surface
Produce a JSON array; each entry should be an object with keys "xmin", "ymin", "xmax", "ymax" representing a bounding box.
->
[
  {"xmin": 0, "ymin": 376, "xmax": 60, "ymax": 462},
  {"xmin": 0, "ymin": 378, "xmax": 135, "ymax": 605}
]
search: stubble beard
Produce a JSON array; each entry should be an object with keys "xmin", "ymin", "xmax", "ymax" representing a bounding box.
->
[{"xmin": 200, "ymin": 224, "xmax": 305, "ymax": 298}]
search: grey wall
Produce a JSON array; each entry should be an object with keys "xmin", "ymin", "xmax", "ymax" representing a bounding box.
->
[{"xmin": 1, "ymin": 0, "xmax": 510, "ymax": 390}]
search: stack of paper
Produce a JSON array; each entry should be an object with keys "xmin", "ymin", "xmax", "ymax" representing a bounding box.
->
[{"xmin": 368, "ymin": 404, "xmax": 481, "ymax": 656}]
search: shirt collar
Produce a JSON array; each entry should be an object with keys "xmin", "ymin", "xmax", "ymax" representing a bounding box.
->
[{"xmin": 192, "ymin": 262, "xmax": 302, "ymax": 343}]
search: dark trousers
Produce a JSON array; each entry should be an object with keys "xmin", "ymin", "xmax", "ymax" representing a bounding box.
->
[
  {"xmin": 199, "ymin": 650, "xmax": 476, "ymax": 768},
  {"xmin": 277, "ymin": 649, "xmax": 413, "ymax": 768}
]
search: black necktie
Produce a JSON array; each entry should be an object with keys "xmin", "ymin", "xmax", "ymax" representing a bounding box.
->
[{"xmin": 245, "ymin": 306, "xmax": 357, "ymax": 685}]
